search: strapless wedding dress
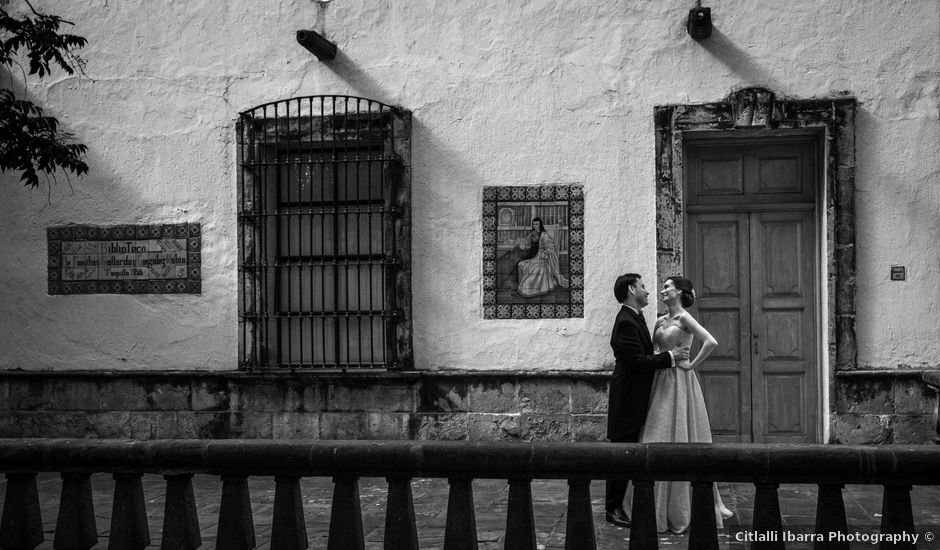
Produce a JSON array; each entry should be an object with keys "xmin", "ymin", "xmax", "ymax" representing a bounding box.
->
[{"xmin": 639, "ymin": 316, "xmax": 734, "ymax": 534}]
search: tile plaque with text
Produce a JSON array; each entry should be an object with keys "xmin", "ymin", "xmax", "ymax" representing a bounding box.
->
[{"xmin": 47, "ymin": 223, "xmax": 201, "ymax": 294}]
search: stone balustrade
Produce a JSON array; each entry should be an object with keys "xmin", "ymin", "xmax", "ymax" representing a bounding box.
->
[{"xmin": 1, "ymin": 439, "xmax": 937, "ymax": 549}]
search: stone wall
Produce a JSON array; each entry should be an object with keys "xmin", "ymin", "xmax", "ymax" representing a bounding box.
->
[
  {"xmin": 831, "ymin": 372, "xmax": 940, "ymax": 445},
  {"xmin": 0, "ymin": 371, "xmax": 609, "ymax": 442},
  {"xmin": 1, "ymin": 371, "xmax": 937, "ymax": 444}
]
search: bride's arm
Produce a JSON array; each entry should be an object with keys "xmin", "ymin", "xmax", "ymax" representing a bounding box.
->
[{"xmin": 678, "ymin": 312, "xmax": 717, "ymax": 370}]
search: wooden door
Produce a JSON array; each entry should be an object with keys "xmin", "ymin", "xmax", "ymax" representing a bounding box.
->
[
  {"xmin": 684, "ymin": 134, "xmax": 819, "ymax": 443},
  {"xmin": 686, "ymin": 212, "xmax": 752, "ymax": 442},
  {"xmin": 750, "ymin": 210, "xmax": 816, "ymax": 442}
]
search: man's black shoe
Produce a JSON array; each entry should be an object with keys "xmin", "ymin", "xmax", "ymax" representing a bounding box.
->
[{"xmin": 605, "ymin": 507, "xmax": 631, "ymax": 528}]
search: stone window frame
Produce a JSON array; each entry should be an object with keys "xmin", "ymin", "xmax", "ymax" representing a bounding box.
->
[{"xmin": 654, "ymin": 87, "xmax": 858, "ymax": 377}]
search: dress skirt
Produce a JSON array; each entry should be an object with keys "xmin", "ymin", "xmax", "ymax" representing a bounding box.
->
[{"xmin": 639, "ymin": 366, "xmax": 733, "ymax": 533}]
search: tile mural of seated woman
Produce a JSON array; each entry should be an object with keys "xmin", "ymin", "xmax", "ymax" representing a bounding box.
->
[
  {"xmin": 484, "ymin": 185, "xmax": 582, "ymax": 318},
  {"xmin": 515, "ymin": 217, "xmax": 569, "ymax": 297}
]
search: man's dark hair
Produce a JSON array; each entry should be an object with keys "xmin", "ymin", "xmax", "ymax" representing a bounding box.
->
[{"xmin": 614, "ymin": 273, "xmax": 641, "ymax": 303}]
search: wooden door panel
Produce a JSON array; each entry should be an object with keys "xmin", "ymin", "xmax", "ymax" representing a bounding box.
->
[
  {"xmin": 763, "ymin": 310, "xmax": 805, "ymax": 360},
  {"xmin": 698, "ymin": 309, "xmax": 741, "ymax": 361},
  {"xmin": 698, "ymin": 372, "xmax": 742, "ymax": 437},
  {"xmin": 749, "ymin": 144, "xmax": 815, "ymax": 202},
  {"xmin": 750, "ymin": 210, "xmax": 816, "ymax": 443},
  {"xmin": 763, "ymin": 374, "xmax": 807, "ymax": 437},
  {"xmin": 754, "ymin": 154, "xmax": 804, "ymax": 196},
  {"xmin": 698, "ymin": 220, "xmax": 743, "ymax": 297},
  {"xmin": 699, "ymin": 156, "xmax": 745, "ymax": 196},
  {"xmin": 750, "ymin": 141, "xmax": 816, "ymax": 202},
  {"xmin": 761, "ymin": 220, "xmax": 806, "ymax": 296}
]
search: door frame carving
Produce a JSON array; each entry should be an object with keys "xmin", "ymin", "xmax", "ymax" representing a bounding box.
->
[{"xmin": 654, "ymin": 88, "xmax": 857, "ymax": 443}]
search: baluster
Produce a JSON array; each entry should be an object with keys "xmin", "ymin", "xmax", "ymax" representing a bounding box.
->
[
  {"xmin": 751, "ymin": 482, "xmax": 783, "ymax": 550},
  {"xmin": 564, "ymin": 479, "xmax": 596, "ymax": 550},
  {"xmin": 688, "ymin": 481, "xmax": 719, "ymax": 550},
  {"xmin": 814, "ymin": 483, "xmax": 848, "ymax": 550},
  {"xmin": 271, "ymin": 476, "xmax": 307, "ymax": 550},
  {"xmin": 216, "ymin": 475, "xmax": 256, "ymax": 550},
  {"xmin": 0, "ymin": 473, "xmax": 43, "ymax": 550},
  {"xmin": 161, "ymin": 474, "xmax": 201, "ymax": 550},
  {"xmin": 879, "ymin": 484, "xmax": 915, "ymax": 550},
  {"xmin": 504, "ymin": 478, "xmax": 536, "ymax": 550},
  {"xmin": 54, "ymin": 472, "xmax": 97, "ymax": 550},
  {"xmin": 628, "ymin": 480, "xmax": 658, "ymax": 550},
  {"xmin": 384, "ymin": 477, "xmax": 418, "ymax": 550},
  {"xmin": 328, "ymin": 476, "xmax": 364, "ymax": 550},
  {"xmin": 443, "ymin": 477, "xmax": 479, "ymax": 550},
  {"xmin": 109, "ymin": 473, "xmax": 150, "ymax": 550}
]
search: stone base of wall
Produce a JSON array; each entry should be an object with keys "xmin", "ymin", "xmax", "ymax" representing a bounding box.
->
[
  {"xmin": 0, "ymin": 370, "xmax": 936, "ymax": 443},
  {"xmin": 831, "ymin": 370, "xmax": 940, "ymax": 444},
  {"xmin": 0, "ymin": 371, "xmax": 610, "ymax": 442}
]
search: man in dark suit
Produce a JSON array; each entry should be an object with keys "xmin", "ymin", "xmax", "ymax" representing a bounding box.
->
[{"xmin": 604, "ymin": 273, "xmax": 688, "ymax": 528}]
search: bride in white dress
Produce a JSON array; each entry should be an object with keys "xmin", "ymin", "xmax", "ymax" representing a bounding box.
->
[{"xmin": 640, "ymin": 276, "xmax": 734, "ymax": 534}]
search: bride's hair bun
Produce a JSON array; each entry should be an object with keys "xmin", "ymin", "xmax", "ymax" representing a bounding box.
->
[{"xmin": 668, "ymin": 276, "xmax": 696, "ymax": 308}]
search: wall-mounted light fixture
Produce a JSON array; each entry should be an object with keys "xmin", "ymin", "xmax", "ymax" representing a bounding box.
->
[
  {"xmin": 297, "ymin": 29, "xmax": 337, "ymax": 61},
  {"xmin": 687, "ymin": 3, "xmax": 712, "ymax": 40}
]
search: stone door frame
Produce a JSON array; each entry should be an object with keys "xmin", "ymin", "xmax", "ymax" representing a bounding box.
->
[{"xmin": 654, "ymin": 88, "xmax": 857, "ymax": 441}]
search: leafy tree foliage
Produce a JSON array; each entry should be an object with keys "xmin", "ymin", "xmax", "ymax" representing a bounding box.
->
[{"xmin": 0, "ymin": 0, "xmax": 88, "ymax": 188}]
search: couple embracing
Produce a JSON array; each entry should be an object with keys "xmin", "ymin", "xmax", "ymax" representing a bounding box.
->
[{"xmin": 604, "ymin": 273, "xmax": 734, "ymax": 534}]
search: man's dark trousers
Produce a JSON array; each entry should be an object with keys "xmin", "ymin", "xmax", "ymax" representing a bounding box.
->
[{"xmin": 605, "ymin": 429, "xmax": 640, "ymax": 511}]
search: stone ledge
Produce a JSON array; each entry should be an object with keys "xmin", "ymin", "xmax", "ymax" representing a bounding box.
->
[
  {"xmin": 835, "ymin": 368, "xmax": 935, "ymax": 378},
  {"xmin": 0, "ymin": 369, "xmax": 613, "ymax": 381},
  {"xmin": 0, "ymin": 369, "xmax": 423, "ymax": 381}
]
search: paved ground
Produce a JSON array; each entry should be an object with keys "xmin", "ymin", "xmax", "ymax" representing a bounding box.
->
[{"xmin": 4, "ymin": 474, "xmax": 940, "ymax": 549}]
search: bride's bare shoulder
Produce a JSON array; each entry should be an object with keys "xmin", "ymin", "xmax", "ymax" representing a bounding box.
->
[
  {"xmin": 675, "ymin": 311, "xmax": 697, "ymax": 328},
  {"xmin": 677, "ymin": 311, "xmax": 693, "ymax": 321}
]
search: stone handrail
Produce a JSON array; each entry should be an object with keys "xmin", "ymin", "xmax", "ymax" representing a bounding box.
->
[{"xmin": 0, "ymin": 439, "xmax": 937, "ymax": 549}]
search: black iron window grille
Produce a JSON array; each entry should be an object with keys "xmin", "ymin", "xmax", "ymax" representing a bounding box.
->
[{"xmin": 238, "ymin": 96, "xmax": 412, "ymax": 370}]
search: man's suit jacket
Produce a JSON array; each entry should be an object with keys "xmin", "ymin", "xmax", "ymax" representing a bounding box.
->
[{"xmin": 607, "ymin": 305, "xmax": 673, "ymax": 440}]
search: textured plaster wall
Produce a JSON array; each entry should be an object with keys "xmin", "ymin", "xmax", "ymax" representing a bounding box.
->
[{"xmin": 0, "ymin": 0, "xmax": 936, "ymax": 372}]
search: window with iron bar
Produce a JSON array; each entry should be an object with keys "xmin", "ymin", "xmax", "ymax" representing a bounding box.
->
[{"xmin": 237, "ymin": 96, "xmax": 412, "ymax": 370}]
